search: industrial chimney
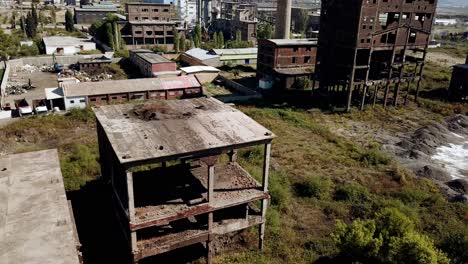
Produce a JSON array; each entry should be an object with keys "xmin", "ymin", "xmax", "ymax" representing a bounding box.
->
[{"xmin": 275, "ymin": 0, "xmax": 292, "ymax": 39}]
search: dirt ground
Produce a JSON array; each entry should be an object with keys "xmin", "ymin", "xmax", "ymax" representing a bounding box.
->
[
  {"xmin": 4, "ymin": 70, "xmax": 58, "ymax": 107},
  {"xmin": 426, "ymin": 51, "xmax": 465, "ymax": 67}
]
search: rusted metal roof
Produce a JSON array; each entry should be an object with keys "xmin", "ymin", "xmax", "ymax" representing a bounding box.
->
[
  {"xmin": 93, "ymin": 97, "xmax": 275, "ymax": 165},
  {"xmin": 62, "ymin": 76, "xmax": 201, "ymax": 97}
]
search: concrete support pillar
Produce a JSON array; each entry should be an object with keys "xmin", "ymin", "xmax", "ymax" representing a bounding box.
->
[
  {"xmin": 228, "ymin": 150, "xmax": 237, "ymax": 162},
  {"xmin": 275, "ymin": 0, "xmax": 292, "ymax": 39},
  {"xmin": 127, "ymin": 171, "xmax": 137, "ymax": 253},
  {"xmin": 373, "ymin": 85, "xmax": 378, "ymax": 107},
  {"xmin": 383, "ymin": 83, "xmax": 390, "ymax": 108},
  {"xmin": 404, "ymin": 81, "xmax": 411, "ymax": 106},
  {"xmin": 207, "ymin": 164, "xmax": 215, "ymax": 264},
  {"xmin": 360, "ymin": 85, "xmax": 368, "ymax": 111},
  {"xmin": 259, "ymin": 143, "xmax": 271, "ymax": 250}
]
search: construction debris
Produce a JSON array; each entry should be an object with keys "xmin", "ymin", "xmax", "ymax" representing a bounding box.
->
[
  {"xmin": 5, "ymin": 81, "xmax": 34, "ymax": 95},
  {"xmin": 58, "ymin": 69, "xmax": 113, "ymax": 82}
]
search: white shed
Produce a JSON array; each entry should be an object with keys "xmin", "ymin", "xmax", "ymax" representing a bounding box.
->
[{"xmin": 43, "ymin": 36, "xmax": 96, "ymax": 55}]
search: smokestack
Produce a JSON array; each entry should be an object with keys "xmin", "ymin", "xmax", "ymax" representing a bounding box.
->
[{"xmin": 275, "ymin": 0, "xmax": 292, "ymax": 39}]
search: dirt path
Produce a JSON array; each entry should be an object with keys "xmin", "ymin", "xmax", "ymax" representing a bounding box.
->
[{"xmin": 426, "ymin": 51, "xmax": 465, "ymax": 67}]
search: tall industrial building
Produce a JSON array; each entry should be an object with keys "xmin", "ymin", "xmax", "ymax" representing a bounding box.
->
[{"xmin": 317, "ymin": 0, "xmax": 438, "ymax": 111}]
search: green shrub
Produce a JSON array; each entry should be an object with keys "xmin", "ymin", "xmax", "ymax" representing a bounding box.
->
[
  {"xmin": 333, "ymin": 208, "xmax": 450, "ymax": 264},
  {"xmin": 60, "ymin": 143, "xmax": 100, "ymax": 191},
  {"xmin": 332, "ymin": 219, "xmax": 383, "ymax": 261},
  {"xmin": 334, "ymin": 182, "xmax": 371, "ymax": 203},
  {"xmin": 294, "ymin": 175, "xmax": 333, "ymax": 199},
  {"xmin": 67, "ymin": 107, "xmax": 95, "ymax": 123},
  {"xmin": 269, "ymin": 171, "xmax": 292, "ymax": 211},
  {"xmin": 438, "ymin": 228, "xmax": 468, "ymax": 264},
  {"xmin": 388, "ymin": 232, "xmax": 450, "ymax": 264},
  {"xmin": 358, "ymin": 148, "xmax": 391, "ymax": 166}
]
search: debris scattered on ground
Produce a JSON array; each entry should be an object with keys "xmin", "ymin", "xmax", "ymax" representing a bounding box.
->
[
  {"xmin": 5, "ymin": 81, "xmax": 34, "ymax": 95},
  {"xmin": 58, "ymin": 69, "xmax": 113, "ymax": 82}
]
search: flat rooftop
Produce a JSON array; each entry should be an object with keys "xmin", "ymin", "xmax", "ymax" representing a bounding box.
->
[
  {"xmin": 266, "ymin": 38, "xmax": 318, "ymax": 46},
  {"xmin": 43, "ymin": 36, "xmax": 94, "ymax": 47},
  {"xmin": 93, "ymin": 97, "xmax": 275, "ymax": 165},
  {"xmin": 134, "ymin": 51, "xmax": 173, "ymax": 64},
  {"xmin": 0, "ymin": 149, "xmax": 80, "ymax": 264},
  {"xmin": 62, "ymin": 75, "xmax": 201, "ymax": 97}
]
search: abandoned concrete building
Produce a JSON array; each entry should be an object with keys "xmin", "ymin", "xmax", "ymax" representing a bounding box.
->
[
  {"xmin": 0, "ymin": 149, "xmax": 81, "ymax": 263},
  {"xmin": 77, "ymin": 56, "xmax": 113, "ymax": 73},
  {"xmin": 448, "ymin": 54, "xmax": 468, "ymax": 101},
  {"xmin": 257, "ymin": 39, "xmax": 317, "ymax": 89},
  {"xmin": 74, "ymin": 4, "xmax": 118, "ymax": 24},
  {"xmin": 120, "ymin": 2, "xmax": 185, "ymax": 49},
  {"xmin": 317, "ymin": 0, "xmax": 438, "ymax": 111},
  {"xmin": 129, "ymin": 49, "xmax": 179, "ymax": 77},
  {"xmin": 212, "ymin": 2, "xmax": 258, "ymax": 43},
  {"xmin": 126, "ymin": 2, "xmax": 177, "ymax": 21},
  {"xmin": 45, "ymin": 76, "xmax": 203, "ymax": 110},
  {"xmin": 94, "ymin": 97, "xmax": 275, "ymax": 263}
]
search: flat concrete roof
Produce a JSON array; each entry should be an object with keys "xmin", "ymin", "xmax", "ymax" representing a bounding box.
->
[
  {"xmin": 0, "ymin": 149, "xmax": 80, "ymax": 264},
  {"xmin": 43, "ymin": 36, "xmax": 95, "ymax": 47},
  {"xmin": 135, "ymin": 51, "xmax": 173, "ymax": 64},
  {"xmin": 266, "ymin": 38, "xmax": 318, "ymax": 46},
  {"xmin": 62, "ymin": 76, "xmax": 202, "ymax": 97},
  {"xmin": 180, "ymin": 66, "xmax": 220, "ymax": 74},
  {"xmin": 93, "ymin": 97, "xmax": 275, "ymax": 165}
]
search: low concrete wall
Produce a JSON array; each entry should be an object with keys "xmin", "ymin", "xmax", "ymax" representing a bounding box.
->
[
  {"xmin": 0, "ymin": 61, "xmax": 11, "ymax": 109},
  {"xmin": 215, "ymin": 75, "xmax": 261, "ymax": 102},
  {"xmin": 7, "ymin": 54, "xmax": 116, "ymax": 69}
]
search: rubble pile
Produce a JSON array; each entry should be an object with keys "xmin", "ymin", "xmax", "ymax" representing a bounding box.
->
[
  {"xmin": 16, "ymin": 64, "xmax": 54, "ymax": 73},
  {"xmin": 5, "ymin": 81, "xmax": 33, "ymax": 95},
  {"xmin": 58, "ymin": 69, "xmax": 113, "ymax": 82}
]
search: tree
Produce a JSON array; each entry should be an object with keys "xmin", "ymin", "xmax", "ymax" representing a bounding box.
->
[
  {"xmin": 213, "ymin": 32, "xmax": 218, "ymax": 48},
  {"xmin": 10, "ymin": 14, "xmax": 16, "ymax": 29},
  {"xmin": 50, "ymin": 7, "xmax": 56, "ymax": 25},
  {"xmin": 194, "ymin": 23, "xmax": 202, "ymax": 48},
  {"xmin": 296, "ymin": 9, "xmax": 309, "ymax": 35},
  {"xmin": 65, "ymin": 9, "xmax": 74, "ymax": 32},
  {"xmin": 258, "ymin": 22, "xmax": 273, "ymax": 39},
  {"xmin": 173, "ymin": 27, "xmax": 179, "ymax": 53},
  {"xmin": 25, "ymin": 12, "xmax": 36, "ymax": 38},
  {"xmin": 179, "ymin": 34, "xmax": 186, "ymax": 52},
  {"xmin": 236, "ymin": 30, "xmax": 242, "ymax": 43},
  {"xmin": 31, "ymin": 4, "xmax": 38, "ymax": 28},
  {"xmin": 38, "ymin": 11, "xmax": 46, "ymax": 29},
  {"xmin": 189, "ymin": 36, "xmax": 195, "ymax": 49},
  {"xmin": 218, "ymin": 32, "xmax": 224, "ymax": 48},
  {"xmin": 105, "ymin": 22, "xmax": 115, "ymax": 50}
]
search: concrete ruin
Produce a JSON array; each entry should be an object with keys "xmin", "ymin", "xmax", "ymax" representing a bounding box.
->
[
  {"xmin": 317, "ymin": 0, "xmax": 438, "ymax": 111},
  {"xmin": 94, "ymin": 97, "xmax": 275, "ymax": 263},
  {"xmin": 0, "ymin": 149, "xmax": 81, "ymax": 264}
]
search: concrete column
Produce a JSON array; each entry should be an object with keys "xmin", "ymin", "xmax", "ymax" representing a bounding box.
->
[
  {"xmin": 275, "ymin": 0, "xmax": 292, "ymax": 39},
  {"xmin": 259, "ymin": 143, "xmax": 271, "ymax": 250},
  {"xmin": 360, "ymin": 85, "xmax": 368, "ymax": 111},
  {"xmin": 127, "ymin": 170, "xmax": 137, "ymax": 252},
  {"xmin": 207, "ymin": 164, "xmax": 215, "ymax": 264},
  {"xmin": 228, "ymin": 150, "xmax": 237, "ymax": 162}
]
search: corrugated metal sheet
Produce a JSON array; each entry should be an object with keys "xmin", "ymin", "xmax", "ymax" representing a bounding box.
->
[
  {"xmin": 184, "ymin": 48, "xmax": 219, "ymax": 61},
  {"xmin": 211, "ymin": 48, "xmax": 258, "ymax": 56},
  {"xmin": 180, "ymin": 66, "xmax": 220, "ymax": 74}
]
